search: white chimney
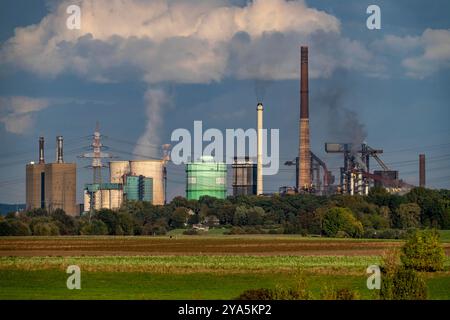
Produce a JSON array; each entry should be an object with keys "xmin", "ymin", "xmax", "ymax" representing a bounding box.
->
[{"xmin": 257, "ymin": 103, "xmax": 263, "ymax": 195}]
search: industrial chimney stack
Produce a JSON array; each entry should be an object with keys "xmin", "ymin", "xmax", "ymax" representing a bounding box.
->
[
  {"xmin": 419, "ymin": 154, "xmax": 426, "ymax": 187},
  {"xmin": 298, "ymin": 46, "xmax": 311, "ymax": 191},
  {"xmin": 257, "ymin": 103, "xmax": 264, "ymax": 195},
  {"xmin": 56, "ymin": 136, "xmax": 64, "ymax": 163},
  {"xmin": 39, "ymin": 136, "xmax": 45, "ymax": 164}
]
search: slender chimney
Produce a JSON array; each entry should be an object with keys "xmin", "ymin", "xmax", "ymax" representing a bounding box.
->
[
  {"xmin": 298, "ymin": 46, "xmax": 311, "ymax": 191},
  {"xmin": 39, "ymin": 136, "xmax": 45, "ymax": 164},
  {"xmin": 419, "ymin": 154, "xmax": 426, "ymax": 187},
  {"xmin": 257, "ymin": 103, "xmax": 264, "ymax": 195},
  {"xmin": 56, "ymin": 136, "xmax": 64, "ymax": 163}
]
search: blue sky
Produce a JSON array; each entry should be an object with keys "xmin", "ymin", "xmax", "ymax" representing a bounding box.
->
[{"xmin": 0, "ymin": 0, "xmax": 449, "ymax": 204}]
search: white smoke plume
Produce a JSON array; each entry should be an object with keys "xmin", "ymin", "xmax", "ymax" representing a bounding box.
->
[{"xmin": 133, "ymin": 88, "xmax": 170, "ymax": 158}]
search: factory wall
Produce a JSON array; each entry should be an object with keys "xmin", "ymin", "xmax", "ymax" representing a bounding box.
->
[
  {"xmin": 44, "ymin": 163, "xmax": 77, "ymax": 216},
  {"xmin": 26, "ymin": 162, "xmax": 77, "ymax": 216},
  {"xmin": 25, "ymin": 163, "xmax": 46, "ymax": 211}
]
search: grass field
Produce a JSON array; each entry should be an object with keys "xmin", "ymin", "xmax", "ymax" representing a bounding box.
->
[
  {"xmin": 439, "ymin": 230, "xmax": 450, "ymax": 242},
  {"xmin": 0, "ymin": 235, "xmax": 449, "ymax": 300}
]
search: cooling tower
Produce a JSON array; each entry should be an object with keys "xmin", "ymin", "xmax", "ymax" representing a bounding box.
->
[
  {"xmin": 109, "ymin": 161, "xmax": 130, "ymax": 183},
  {"xmin": 129, "ymin": 160, "xmax": 165, "ymax": 205}
]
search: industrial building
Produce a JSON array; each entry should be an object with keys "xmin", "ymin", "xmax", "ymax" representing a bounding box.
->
[
  {"xmin": 324, "ymin": 142, "xmax": 413, "ymax": 195},
  {"xmin": 283, "ymin": 46, "xmax": 332, "ymax": 195},
  {"xmin": 232, "ymin": 157, "xmax": 257, "ymax": 196},
  {"xmin": 123, "ymin": 175, "xmax": 153, "ymax": 202},
  {"xmin": 83, "ymin": 159, "xmax": 165, "ymax": 211},
  {"xmin": 26, "ymin": 136, "xmax": 77, "ymax": 216},
  {"xmin": 83, "ymin": 183, "xmax": 123, "ymax": 212},
  {"xmin": 186, "ymin": 156, "xmax": 227, "ymax": 200}
]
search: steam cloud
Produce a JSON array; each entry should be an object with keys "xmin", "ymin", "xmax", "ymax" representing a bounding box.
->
[
  {"xmin": 133, "ymin": 88, "xmax": 170, "ymax": 158},
  {"xmin": 315, "ymin": 86, "xmax": 367, "ymax": 146}
]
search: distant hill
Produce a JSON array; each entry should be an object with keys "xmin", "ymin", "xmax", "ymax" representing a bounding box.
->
[{"xmin": 0, "ymin": 204, "xmax": 26, "ymax": 215}]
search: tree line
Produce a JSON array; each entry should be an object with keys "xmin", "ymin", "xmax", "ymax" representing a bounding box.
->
[{"xmin": 0, "ymin": 187, "xmax": 449, "ymax": 237}]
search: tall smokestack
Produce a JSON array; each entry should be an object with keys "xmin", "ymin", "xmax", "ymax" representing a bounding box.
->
[
  {"xmin": 298, "ymin": 46, "xmax": 311, "ymax": 191},
  {"xmin": 419, "ymin": 154, "xmax": 426, "ymax": 187},
  {"xmin": 257, "ymin": 103, "xmax": 264, "ymax": 195},
  {"xmin": 56, "ymin": 136, "xmax": 64, "ymax": 163},
  {"xmin": 39, "ymin": 136, "xmax": 45, "ymax": 164}
]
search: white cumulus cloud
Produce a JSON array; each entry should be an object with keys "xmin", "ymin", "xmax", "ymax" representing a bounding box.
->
[
  {"xmin": 0, "ymin": 0, "xmax": 378, "ymax": 83},
  {"xmin": 374, "ymin": 29, "xmax": 450, "ymax": 79},
  {"xmin": 0, "ymin": 96, "xmax": 50, "ymax": 134}
]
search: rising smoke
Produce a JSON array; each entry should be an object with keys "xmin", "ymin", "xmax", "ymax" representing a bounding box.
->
[
  {"xmin": 133, "ymin": 88, "xmax": 170, "ymax": 159},
  {"xmin": 315, "ymin": 84, "xmax": 368, "ymax": 146}
]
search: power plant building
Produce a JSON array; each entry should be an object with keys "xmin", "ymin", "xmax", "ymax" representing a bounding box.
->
[
  {"xmin": 26, "ymin": 136, "xmax": 77, "ymax": 216},
  {"xmin": 83, "ymin": 183, "xmax": 123, "ymax": 212},
  {"xmin": 83, "ymin": 159, "xmax": 165, "ymax": 211},
  {"xmin": 123, "ymin": 175, "xmax": 153, "ymax": 202},
  {"xmin": 186, "ymin": 156, "xmax": 227, "ymax": 200},
  {"xmin": 232, "ymin": 157, "xmax": 257, "ymax": 196}
]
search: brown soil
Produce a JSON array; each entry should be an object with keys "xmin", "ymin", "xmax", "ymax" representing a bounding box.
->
[{"xmin": 0, "ymin": 236, "xmax": 432, "ymax": 256}]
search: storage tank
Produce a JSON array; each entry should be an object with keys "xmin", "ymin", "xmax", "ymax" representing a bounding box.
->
[
  {"xmin": 129, "ymin": 160, "xmax": 165, "ymax": 205},
  {"xmin": 109, "ymin": 161, "xmax": 130, "ymax": 183},
  {"xmin": 186, "ymin": 156, "xmax": 227, "ymax": 200}
]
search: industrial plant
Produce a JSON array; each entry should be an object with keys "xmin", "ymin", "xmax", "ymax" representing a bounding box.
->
[
  {"xmin": 186, "ymin": 156, "xmax": 227, "ymax": 200},
  {"xmin": 278, "ymin": 46, "xmax": 416, "ymax": 197},
  {"xmin": 26, "ymin": 136, "xmax": 77, "ymax": 216},
  {"xmin": 24, "ymin": 45, "xmax": 427, "ymax": 215}
]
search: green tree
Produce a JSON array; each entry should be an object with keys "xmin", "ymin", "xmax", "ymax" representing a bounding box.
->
[
  {"xmin": 401, "ymin": 229, "xmax": 445, "ymax": 271},
  {"xmin": 169, "ymin": 207, "xmax": 188, "ymax": 228},
  {"xmin": 233, "ymin": 206, "xmax": 248, "ymax": 226},
  {"xmin": 95, "ymin": 209, "xmax": 119, "ymax": 235},
  {"xmin": 396, "ymin": 203, "xmax": 421, "ymax": 229},
  {"xmin": 80, "ymin": 220, "xmax": 108, "ymax": 235},
  {"xmin": 321, "ymin": 207, "xmax": 363, "ymax": 238},
  {"xmin": 406, "ymin": 187, "xmax": 445, "ymax": 228},
  {"xmin": 32, "ymin": 221, "xmax": 60, "ymax": 235},
  {"xmin": 51, "ymin": 209, "xmax": 77, "ymax": 235}
]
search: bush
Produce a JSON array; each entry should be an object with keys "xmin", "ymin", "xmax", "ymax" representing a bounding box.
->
[
  {"xmin": 380, "ymin": 267, "xmax": 427, "ymax": 300},
  {"xmin": 237, "ymin": 288, "xmax": 274, "ymax": 300},
  {"xmin": 183, "ymin": 228, "xmax": 207, "ymax": 235},
  {"xmin": 237, "ymin": 273, "xmax": 311, "ymax": 300},
  {"xmin": 322, "ymin": 207, "xmax": 364, "ymax": 238},
  {"xmin": 401, "ymin": 229, "xmax": 445, "ymax": 271},
  {"xmin": 0, "ymin": 220, "xmax": 11, "ymax": 236},
  {"xmin": 225, "ymin": 226, "xmax": 244, "ymax": 235},
  {"xmin": 51, "ymin": 209, "xmax": 77, "ymax": 235},
  {"xmin": 8, "ymin": 220, "xmax": 31, "ymax": 236},
  {"xmin": 142, "ymin": 223, "xmax": 167, "ymax": 236},
  {"xmin": 32, "ymin": 222, "xmax": 60, "ymax": 236},
  {"xmin": 321, "ymin": 287, "xmax": 360, "ymax": 300},
  {"xmin": 80, "ymin": 220, "xmax": 108, "ymax": 235},
  {"xmin": 237, "ymin": 286, "xmax": 311, "ymax": 300}
]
